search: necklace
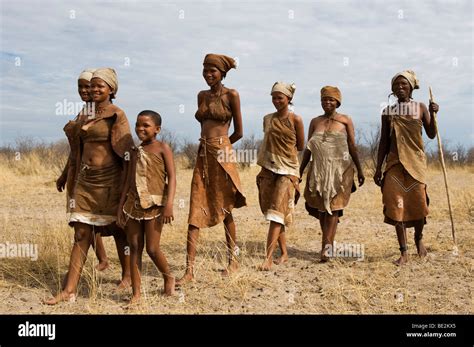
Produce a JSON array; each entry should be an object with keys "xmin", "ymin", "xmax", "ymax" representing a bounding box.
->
[
  {"xmin": 141, "ymin": 138, "xmax": 157, "ymax": 146},
  {"xmin": 209, "ymin": 84, "xmax": 224, "ymax": 98},
  {"xmin": 322, "ymin": 112, "xmax": 337, "ymax": 142},
  {"xmin": 94, "ymin": 102, "xmax": 111, "ymax": 118},
  {"xmin": 95, "ymin": 106, "xmax": 106, "ymax": 116}
]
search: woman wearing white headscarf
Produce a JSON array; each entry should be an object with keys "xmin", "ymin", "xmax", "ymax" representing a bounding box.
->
[{"xmin": 46, "ymin": 68, "xmax": 134, "ymax": 304}]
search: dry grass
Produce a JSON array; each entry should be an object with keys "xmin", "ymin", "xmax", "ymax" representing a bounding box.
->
[{"xmin": 0, "ymin": 150, "xmax": 472, "ymax": 314}]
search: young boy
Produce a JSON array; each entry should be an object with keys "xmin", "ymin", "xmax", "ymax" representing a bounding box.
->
[{"xmin": 118, "ymin": 110, "xmax": 176, "ymax": 303}]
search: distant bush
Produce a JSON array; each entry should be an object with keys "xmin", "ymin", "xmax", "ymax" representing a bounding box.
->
[
  {"xmin": 158, "ymin": 128, "xmax": 180, "ymax": 154},
  {"xmin": 180, "ymin": 140, "xmax": 199, "ymax": 169},
  {"xmin": 1, "ymin": 128, "xmax": 472, "ymax": 176},
  {"xmin": 0, "ymin": 137, "xmax": 69, "ymax": 175},
  {"xmin": 356, "ymin": 128, "xmax": 474, "ymax": 173},
  {"xmin": 235, "ymin": 134, "xmax": 262, "ymax": 169}
]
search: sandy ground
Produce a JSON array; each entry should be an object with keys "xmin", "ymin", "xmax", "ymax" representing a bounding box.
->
[{"xmin": 0, "ymin": 160, "xmax": 473, "ymax": 314}]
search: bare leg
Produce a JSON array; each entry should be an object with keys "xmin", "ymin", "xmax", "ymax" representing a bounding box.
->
[
  {"xmin": 92, "ymin": 234, "xmax": 109, "ymax": 271},
  {"xmin": 62, "ymin": 233, "xmax": 105, "ymax": 288},
  {"xmin": 258, "ymin": 221, "xmax": 282, "ymax": 271},
  {"xmin": 126, "ymin": 219, "xmax": 144, "ymax": 303},
  {"xmin": 321, "ymin": 213, "xmax": 338, "ymax": 262},
  {"xmin": 176, "ymin": 225, "xmax": 200, "ymax": 286},
  {"xmin": 414, "ymin": 221, "xmax": 427, "ymax": 257},
  {"xmin": 317, "ymin": 212, "xmax": 327, "ymax": 261},
  {"xmin": 113, "ymin": 228, "xmax": 131, "ymax": 289},
  {"xmin": 44, "ymin": 223, "xmax": 92, "ymax": 304},
  {"xmin": 318, "ymin": 212, "xmax": 325, "ymax": 232},
  {"xmin": 327, "ymin": 214, "xmax": 339, "ymax": 245},
  {"xmin": 274, "ymin": 226, "xmax": 288, "ymax": 265},
  {"xmin": 394, "ymin": 223, "xmax": 408, "ymax": 265},
  {"xmin": 222, "ymin": 213, "xmax": 239, "ymax": 276},
  {"xmin": 145, "ymin": 219, "xmax": 174, "ymax": 295},
  {"xmin": 320, "ymin": 212, "xmax": 330, "ymax": 262}
]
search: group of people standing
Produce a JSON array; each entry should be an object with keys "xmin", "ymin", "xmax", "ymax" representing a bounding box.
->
[{"xmin": 45, "ymin": 54, "xmax": 439, "ymax": 305}]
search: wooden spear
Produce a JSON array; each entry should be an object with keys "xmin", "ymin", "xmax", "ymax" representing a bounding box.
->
[{"xmin": 429, "ymin": 87, "xmax": 457, "ymax": 252}]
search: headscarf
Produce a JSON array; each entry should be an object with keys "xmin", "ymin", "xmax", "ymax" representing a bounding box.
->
[
  {"xmin": 203, "ymin": 54, "xmax": 236, "ymax": 73},
  {"xmin": 78, "ymin": 68, "xmax": 96, "ymax": 82},
  {"xmin": 391, "ymin": 70, "xmax": 420, "ymax": 90},
  {"xmin": 271, "ymin": 82, "xmax": 296, "ymax": 99},
  {"xmin": 92, "ymin": 68, "xmax": 119, "ymax": 96},
  {"xmin": 321, "ymin": 86, "xmax": 342, "ymax": 106}
]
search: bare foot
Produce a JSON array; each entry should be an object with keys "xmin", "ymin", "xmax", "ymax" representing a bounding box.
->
[
  {"xmin": 163, "ymin": 277, "xmax": 176, "ymax": 296},
  {"xmin": 393, "ymin": 254, "xmax": 408, "ymax": 266},
  {"xmin": 273, "ymin": 254, "xmax": 288, "ymax": 265},
  {"xmin": 43, "ymin": 291, "xmax": 76, "ymax": 305},
  {"xmin": 320, "ymin": 253, "xmax": 330, "ymax": 263},
  {"xmin": 95, "ymin": 260, "xmax": 109, "ymax": 271},
  {"xmin": 117, "ymin": 277, "xmax": 131, "ymax": 290},
  {"xmin": 415, "ymin": 239, "xmax": 428, "ymax": 258},
  {"xmin": 320, "ymin": 246, "xmax": 331, "ymax": 263},
  {"xmin": 123, "ymin": 295, "xmax": 142, "ymax": 309},
  {"xmin": 221, "ymin": 261, "xmax": 239, "ymax": 277},
  {"xmin": 175, "ymin": 272, "xmax": 194, "ymax": 287},
  {"xmin": 257, "ymin": 260, "xmax": 272, "ymax": 271}
]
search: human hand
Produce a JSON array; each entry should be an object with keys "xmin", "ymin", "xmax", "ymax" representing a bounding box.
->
[
  {"xmin": 429, "ymin": 102, "xmax": 439, "ymax": 114},
  {"xmin": 162, "ymin": 204, "xmax": 174, "ymax": 224},
  {"xmin": 56, "ymin": 174, "xmax": 67, "ymax": 192},
  {"xmin": 357, "ymin": 170, "xmax": 365, "ymax": 187},
  {"xmin": 373, "ymin": 169, "xmax": 382, "ymax": 187}
]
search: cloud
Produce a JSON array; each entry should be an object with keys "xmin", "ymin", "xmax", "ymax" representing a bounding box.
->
[{"xmin": 0, "ymin": 0, "xmax": 472, "ymax": 148}]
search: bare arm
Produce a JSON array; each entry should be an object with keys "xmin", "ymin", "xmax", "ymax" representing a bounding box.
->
[
  {"xmin": 293, "ymin": 115, "xmax": 305, "ymax": 151},
  {"xmin": 299, "ymin": 119, "xmax": 315, "ymax": 177},
  {"xmin": 61, "ymin": 156, "xmax": 70, "ymax": 177},
  {"xmin": 374, "ymin": 115, "xmax": 390, "ymax": 186},
  {"xmin": 421, "ymin": 102, "xmax": 438, "ymax": 139},
  {"xmin": 228, "ymin": 89, "xmax": 243, "ymax": 144},
  {"xmin": 197, "ymin": 91, "xmax": 204, "ymax": 110},
  {"xmin": 117, "ymin": 151, "xmax": 133, "ymax": 228},
  {"xmin": 346, "ymin": 116, "xmax": 365, "ymax": 186},
  {"xmin": 56, "ymin": 153, "xmax": 71, "ymax": 192},
  {"xmin": 162, "ymin": 143, "xmax": 176, "ymax": 224},
  {"xmin": 299, "ymin": 149, "xmax": 311, "ymax": 178}
]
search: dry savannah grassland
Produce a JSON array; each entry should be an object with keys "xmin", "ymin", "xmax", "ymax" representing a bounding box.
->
[{"xmin": 0, "ymin": 145, "xmax": 473, "ymax": 314}]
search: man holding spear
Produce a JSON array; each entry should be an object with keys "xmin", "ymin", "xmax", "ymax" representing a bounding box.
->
[{"xmin": 374, "ymin": 70, "xmax": 439, "ymax": 265}]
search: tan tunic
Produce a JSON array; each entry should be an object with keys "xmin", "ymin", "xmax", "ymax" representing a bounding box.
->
[
  {"xmin": 257, "ymin": 113, "xmax": 300, "ymax": 177},
  {"xmin": 304, "ymin": 131, "xmax": 355, "ymax": 216},
  {"xmin": 382, "ymin": 103, "xmax": 429, "ymax": 227},
  {"xmin": 256, "ymin": 113, "xmax": 300, "ymax": 225},
  {"xmin": 123, "ymin": 146, "xmax": 167, "ymax": 221}
]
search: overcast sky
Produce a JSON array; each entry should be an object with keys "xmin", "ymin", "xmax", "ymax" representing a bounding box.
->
[{"xmin": 1, "ymin": 0, "xmax": 472, "ymax": 149}]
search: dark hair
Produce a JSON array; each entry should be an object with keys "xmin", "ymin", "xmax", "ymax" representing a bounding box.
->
[{"xmin": 138, "ymin": 110, "xmax": 162, "ymax": 126}]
